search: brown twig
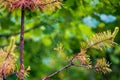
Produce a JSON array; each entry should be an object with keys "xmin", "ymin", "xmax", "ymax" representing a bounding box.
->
[
  {"xmin": 42, "ymin": 62, "xmax": 74, "ymax": 80},
  {"xmin": 0, "ymin": 23, "xmax": 44, "ymax": 38},
  {"xmin": 19, "ymin": 5, "xmax": 25, "ymax": 80},
  {"xmin": 42, "ymin": 34, "xmax": 115, "ymax": 80}
]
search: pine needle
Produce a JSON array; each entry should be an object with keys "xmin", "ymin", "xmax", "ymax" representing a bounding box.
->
[{"xmin": 81, "ymin": 27, "xmax": 119, "ymax": 50}]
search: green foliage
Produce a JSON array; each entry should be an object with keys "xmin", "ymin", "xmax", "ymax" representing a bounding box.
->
[{"xmin": 0, "ymin": 0, "xmax": 120, "ymax": 80}]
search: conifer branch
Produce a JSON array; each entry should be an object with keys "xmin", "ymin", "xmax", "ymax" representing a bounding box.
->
[
  {"xmin": 81, "ymin": 27, "xmax": 119, "ymax": 50},
  {"xmin": 43, "ymin": 27, "xmax": 119, "ymax": 80}
]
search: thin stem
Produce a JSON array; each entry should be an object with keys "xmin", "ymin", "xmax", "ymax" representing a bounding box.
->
[
  {"xmin": 0, "ymin": 22, "xmax": 46, "ymax": 38},
  {"xmin": 84, "ymin": 37, "xmax": 113, "ymax": 50},
  {"xmin": 43, "ymin": 63, "xmax": 74, "ymax": 80},
  {"xmin": 2, "ymin": 76, "xmax": 6, "ymax": 80},
  {"xmin": 20, "ymin": 5, "xmax": 25, "ymax": 80}
]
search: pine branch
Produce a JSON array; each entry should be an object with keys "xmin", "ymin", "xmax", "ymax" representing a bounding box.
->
[
  {"xmin": 81, "ymin": 27, "xmax": 119, "ymax": 50},
  {"xmin": 43, "ymin": 27, "xmax": 119, "ymax": 80}
]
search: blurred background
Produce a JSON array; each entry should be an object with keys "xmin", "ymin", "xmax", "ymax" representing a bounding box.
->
[{"xmin": 0, "ymin": 0, "xmax": 120, "ymax": 80}]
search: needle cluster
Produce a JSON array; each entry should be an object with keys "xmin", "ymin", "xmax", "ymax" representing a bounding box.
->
[{"xmin": 0, "ymin": 37, "xmax": 17, "ymax": 77}]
